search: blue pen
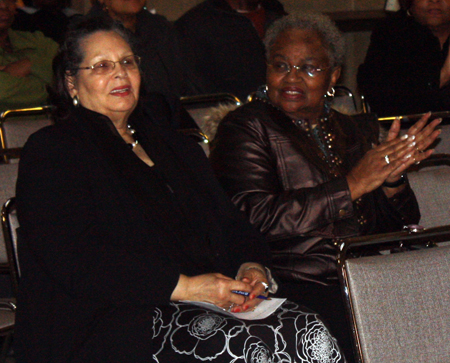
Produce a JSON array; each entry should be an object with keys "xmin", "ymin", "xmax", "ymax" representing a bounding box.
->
[{"xmin": 231, "ymin": 290, "xmax": 270, "ymax": 300}]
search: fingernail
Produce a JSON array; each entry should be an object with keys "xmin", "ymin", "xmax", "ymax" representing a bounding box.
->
[
  {"xmin": 404, "ymin": 154, "xmax": 412, "ymax": 159},
  {"xmin": 233, "ymin": 307, "xmax": 241, "ymax": 313},
  {"xmin": 243, "ymin": 305, "xmax": 249, "ymax": 311},
  {"xmin": 408, "ymin": 135, "xmax": 415, "ymax": 141},
  {"xmin": 401, "ymin": 134, "xmax": 409, "ymax": 140},
  {"xmin": 409, "ymin": 141, "xmax": 416, "ymax": 147}
]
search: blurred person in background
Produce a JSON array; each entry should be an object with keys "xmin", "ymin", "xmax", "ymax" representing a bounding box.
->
[
  {"xmin": 175, "ymin": 0, "xmax": 286, "ymax": 101},
  {"xmin": 88, "ymin": 0, "xmax": 193, "ymax": 98},
  {"xmin": 0, "ymin": 0, "xmax": 58, "ymax": 111},
  {"xmin": 358, "ymin": 0, "xmax": 450, "ymax": 116}
]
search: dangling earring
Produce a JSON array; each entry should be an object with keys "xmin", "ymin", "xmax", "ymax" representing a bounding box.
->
[
  {"xmin": 73, "ymin": 95, "xmax": 79, "ymax": 107},
  {"xmin": 326, "ymin": 87, "xmax": 335, "ymax": 98}
]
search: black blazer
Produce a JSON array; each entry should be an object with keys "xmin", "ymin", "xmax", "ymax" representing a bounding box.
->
[{"xmin": 14, "ymin": 99, "xmax": 269, "ymax": 362}]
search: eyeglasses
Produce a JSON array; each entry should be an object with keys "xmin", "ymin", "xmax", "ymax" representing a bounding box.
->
[
  {"xmin": 76, "ymin": 55, "xmax": 141, "ymax": 75},
  {"xmin": 267, "ymin": 61, "xmax": 329, "ymax": 78}
]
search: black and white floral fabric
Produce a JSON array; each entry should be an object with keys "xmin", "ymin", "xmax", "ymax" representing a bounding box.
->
[{"xmin": 152, "ymin": 301, "xmax": 346, "ymax": 363}]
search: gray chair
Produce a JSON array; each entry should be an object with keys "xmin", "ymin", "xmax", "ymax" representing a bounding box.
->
[
  {"xmin": 0, "ymin": 106, "xmax": 53, "ymax": 163},
  {"xmin": 378, "ymin": 111, "xmax": 450, "ymax": 154},
  {"xmin": 336, "ymin": 227, "xmax": 450, "ymax": 363},
  {"xmin": 407, "ymin": 155, "xmax": 450, "ymax": 229}
]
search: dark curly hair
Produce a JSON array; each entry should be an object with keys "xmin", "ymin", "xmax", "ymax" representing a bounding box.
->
[{"xmin": 48, "ymin": 16, "xmax": 134, "ymax": 120}]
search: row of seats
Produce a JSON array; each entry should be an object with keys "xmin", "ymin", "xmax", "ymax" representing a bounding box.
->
[{"xmin": 1, "ymin": 93, "xmax": 450, "ymax": 362}]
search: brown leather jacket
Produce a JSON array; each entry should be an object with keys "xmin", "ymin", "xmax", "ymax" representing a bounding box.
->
[{"xmin": 210, "ymin": 99, "xmax": 420, "ymax": 285}]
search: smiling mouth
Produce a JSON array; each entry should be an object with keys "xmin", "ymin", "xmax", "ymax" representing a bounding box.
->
[{"xmin": 110, "ymin": 87, "xmax": 131, "ymax": 94}]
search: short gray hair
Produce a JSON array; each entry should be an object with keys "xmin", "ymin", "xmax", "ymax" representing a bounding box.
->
[{"xmin": 264, "ymin": 12, "xmax": 346, "ymax": 68}]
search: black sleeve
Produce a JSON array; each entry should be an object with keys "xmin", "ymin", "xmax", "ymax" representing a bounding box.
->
[{"xmin": 16, "ymin": 129, "xmax": 180, "ymax": 306}]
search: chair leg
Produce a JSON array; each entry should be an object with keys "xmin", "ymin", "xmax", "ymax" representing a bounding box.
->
[{"xmin": 0, "ymin": 332, "xmax": 13, "ymax": 363}]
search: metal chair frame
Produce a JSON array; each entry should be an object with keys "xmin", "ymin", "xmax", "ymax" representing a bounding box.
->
[
  {"xmin": 0, "ymin": 106, "xmax": 53, "ymax": 163},
  {"xmin": 335, "ymin": 226, "xmax": 450, "ymax": 363}
]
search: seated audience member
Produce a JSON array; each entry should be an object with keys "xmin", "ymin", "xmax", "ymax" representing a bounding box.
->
[
  {"xmin": 358, "ymin": 0, "xmax": 450, "ymax": 116},
  {"xmin": 209, "ymin": 12, "xmax": 441, "ymax": 362},
  {"xmin": 14, "ymin": 16, "xmax": 347, "ymax": 363},
  {"xmin": 175, "ymin": 0, "xmax": 286, "ymax": 101},
  {"xmin": 28, "ymin": 0, "xmax": 82, "ymax": 44},
  {"xmin": 0, "ymin": 0, "xmax": 58, "ymax": 111},
  {"xmin": 87, "ymin": 0, "xmax": 192, "ymax": 98}
]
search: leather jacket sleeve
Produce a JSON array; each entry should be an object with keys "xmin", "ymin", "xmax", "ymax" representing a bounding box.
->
[{"xmin": 210, "ymin": 109, "xmax": 355, "ymax": 241}]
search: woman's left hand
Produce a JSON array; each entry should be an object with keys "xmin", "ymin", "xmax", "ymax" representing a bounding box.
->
[
  {"xmin": 232, "ymin": 263, "xmax": 269, "ymax": 313},
  {"xmin": 384, "ymin": 113, "xmax": 441, "ymax": 184}
]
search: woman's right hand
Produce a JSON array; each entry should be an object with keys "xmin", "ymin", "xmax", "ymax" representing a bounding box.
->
[{"xmin": 170, "ymin": 273, "xmax": 254, "ymax": 311}]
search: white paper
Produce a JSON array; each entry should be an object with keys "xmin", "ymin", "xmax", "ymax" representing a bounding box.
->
[{"xmin": 181, "ymin": 298, "xmax": 286, "ymax": 320}]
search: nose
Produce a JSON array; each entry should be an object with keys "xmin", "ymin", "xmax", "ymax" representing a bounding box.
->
[
  {"xmin": 285, "ymin": 67, "xmax": 303, "ymax": 82},
  {"xmin": 113, "ymin": 63, "xmax": 129, "ymax": 78}
]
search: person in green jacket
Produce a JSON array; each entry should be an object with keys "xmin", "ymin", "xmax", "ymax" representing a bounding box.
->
[{"xmin": 0, "ymin": 0, "xmax": 58, "ymax": 111}]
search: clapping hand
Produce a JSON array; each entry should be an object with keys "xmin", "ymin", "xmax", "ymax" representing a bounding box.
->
[{"xmin": 346, "ymin": 113, "xmax": 441, "ymax": 200}]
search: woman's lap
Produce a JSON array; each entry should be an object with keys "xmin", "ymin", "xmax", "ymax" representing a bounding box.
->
[{"xmin": 152, "ymin": 300, "xmax": 346, "ymax": 362}]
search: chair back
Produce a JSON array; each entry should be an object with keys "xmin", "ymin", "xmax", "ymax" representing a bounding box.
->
[
  {"xmin": 0, "ymin": 163, "xmax": 18, "ymax": 266},
  {"xmin": 0, "ymin": 106, "xmax": 53, "ymax": 162},
  {"xmin": 378, "ymin": 111, "xmax": 450, "ymax": 154},
  {"xmin": 1, "ymin": 198, "xmax": 19, "ymax": 296},
  {"xmin": 331, "ymin": 85, "xmax": 358, "ymax": 115},
  {"xmin": 407, "ymin": 155, "xmax": 450, "ymax": 228},
  {"xmin": 337, "ymin": 227, "xmax": 450, "ymax": 363},
  {"xmin": 181, "ymin": 93, "xmax": 241, "ymax": 140}
]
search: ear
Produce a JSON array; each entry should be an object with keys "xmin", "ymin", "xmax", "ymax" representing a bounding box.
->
[
  {"xmin": 329, "ymin": 66, "xmax": 342, "ymax": 89},
  {"xmin": 65, "ymin": 73, "xmax": 77, "ymax": 98}
]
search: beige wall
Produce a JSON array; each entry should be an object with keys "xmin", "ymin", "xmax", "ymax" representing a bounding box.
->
[{"xmin": 72, "ymin": 0, "xmax": 388, "ymax": 111}]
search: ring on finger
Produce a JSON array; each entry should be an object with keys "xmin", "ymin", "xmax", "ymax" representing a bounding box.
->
[
  {"xmin": 384, "ymin": 154, "xmax": 390, "ymax": 165},
  {"xmin": 256, "ymin": 280, "xmax": 269, "ymax": 294}
]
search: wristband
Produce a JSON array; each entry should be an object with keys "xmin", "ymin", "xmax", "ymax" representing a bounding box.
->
[{"xmin": 382, "ymin": 174, "xmax": 407, "ymax": 188}]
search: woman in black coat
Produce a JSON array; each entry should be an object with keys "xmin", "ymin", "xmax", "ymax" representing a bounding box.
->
[{"xmin": 14, "ymin": 17, "xmax": 346, "ymax": 363}]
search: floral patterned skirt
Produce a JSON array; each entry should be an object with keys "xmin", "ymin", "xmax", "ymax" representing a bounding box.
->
[{"xmin": 152, "ymin": 300, "xmax": 346, "ymax": 363}]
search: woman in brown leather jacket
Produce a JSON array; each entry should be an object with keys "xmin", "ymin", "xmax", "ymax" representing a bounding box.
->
[{"xmin": 209, "ymin": 12, "xmax": 441, "ymax": 363}]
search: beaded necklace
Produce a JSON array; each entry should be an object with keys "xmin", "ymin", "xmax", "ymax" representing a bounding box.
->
[
  {"xmin": 254, "ymin": 86, "xmax": 367, "ymax": 228},
  {"xmin": 292, "ymin": 107, "xmax": 343, "ymax": 178}
]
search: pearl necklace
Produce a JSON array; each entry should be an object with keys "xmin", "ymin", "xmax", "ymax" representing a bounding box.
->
[{"xmin": 127, "ymin": 124, "xmax": 139, "ymax": 149}]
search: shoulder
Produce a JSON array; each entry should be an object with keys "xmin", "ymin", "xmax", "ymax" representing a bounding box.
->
[
  {"xmin": 22, "ymin": 121, "xmax": 82, "ymax": 160},
  {"xmin": 214, "ymin": 100, "xmax": 278, "ymax": 146},
  {"xmin": 224, "ymin": 100, "xmax": 271, "ymax": 121},
  {"xmin": 371, "ymin": 11, "xmax": 422, "ymax": 38},
  {"xmin": 175, "ymin": 0, "xmax": 223, "ymax": 26},
  {"xmin": 9, "ymin": 28, "xmax": 58, "ymax": 49},
  {"xmin": 262, "ymin": 0, "xmax": 286, "ymax": 15},
  {"xmin": 137, "ymin": 9, "xmax": 172, "ymax": 28}
]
